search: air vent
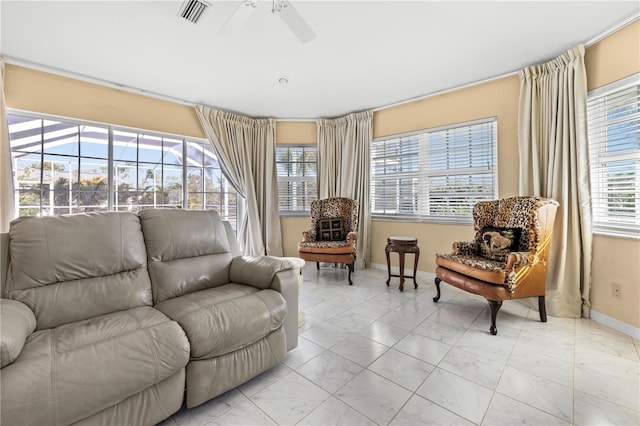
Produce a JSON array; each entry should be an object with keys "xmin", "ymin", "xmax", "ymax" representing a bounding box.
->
[{"xmin": 178, "ymin": 0, "xmax": 210, "ymax": 24}]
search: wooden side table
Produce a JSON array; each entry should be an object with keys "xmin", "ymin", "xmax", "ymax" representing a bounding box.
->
[{"xmin": 385, "ymin": 236, "xmax": 420, "ymax": 292}]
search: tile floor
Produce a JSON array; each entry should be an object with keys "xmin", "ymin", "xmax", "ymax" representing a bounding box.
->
[{"xmin": 162, "ymin": 266, "xmax": 640, "ymax": 426}]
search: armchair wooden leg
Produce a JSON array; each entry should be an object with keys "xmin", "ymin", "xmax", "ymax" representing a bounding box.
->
[
  {"xmin": 538, "ymin": 296, "xmax": 547, "ymax": 322},
  {"xmin": 348, "ymin": 263, "xmax": 354, "ymax": 285},
  {"xmin": 488, "ymin": 300, "xmax": 502, "ymax": 335},
  {"xmin": 316, "ymin": 262, "xmax": 320, "ymax": 270},
  {"xmin": 433, "ymin": 278, "xmax": 441, "ymax": 302}
]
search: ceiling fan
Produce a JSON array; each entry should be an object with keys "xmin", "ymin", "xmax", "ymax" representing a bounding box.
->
[{"xmin": 220, "ymin": 0, "xmax": 316, "ymax": 44}]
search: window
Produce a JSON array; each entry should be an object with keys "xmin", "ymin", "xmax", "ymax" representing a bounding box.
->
[
  {"xmin": 8, "ymin": 112, "xmax": 238, "ymax": 229},
  {"xmin": 276, "ymin": 145, "xmax": 317, "ymax": 214},
  {"xmin": 587, "ymin": 73, "xmax": 640, "ymax": 238},
  {"xmin": 371, "ymin": 118, "xmax": 497, "ymax": 223}
]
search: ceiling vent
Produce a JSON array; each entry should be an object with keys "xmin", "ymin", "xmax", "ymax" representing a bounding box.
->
[{"xmin": 178, "ymin": 0, "xmax": 210, "ymax": 24}]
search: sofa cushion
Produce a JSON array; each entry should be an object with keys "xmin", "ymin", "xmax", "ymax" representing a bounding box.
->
[
  {"xmin": 0, "ymin": 306, "xmax": 189, "ymax": 426},
  {"xmin": 139, "ymin": 209, "xmax": 233, "ymax": 303},
  {"xmin": 5, "ymin": 212, "xmax": 153, "ymax": 330},
  {"xmin": 479, "ymin": 227, "xmax": 521, "ymax": 261},
  {"xmin": 154, "ymin": 284, "xmax": 287, "ymax": 359}
]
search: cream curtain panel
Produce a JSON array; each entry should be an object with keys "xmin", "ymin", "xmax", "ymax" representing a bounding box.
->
[
  {"xmin": 317, "ymin": 110, "xmax": 373, "ymax": 269},
  {"xmin": 518, "ymin": 45, "xmax": 592, "ymax": 319},
  {"xmin": 1, "ymin": 59, "xmax": 14, "ymax": 232},
  {"xmin": 196, "ymin": 106, "xmax": 283, "ymax": 256}
]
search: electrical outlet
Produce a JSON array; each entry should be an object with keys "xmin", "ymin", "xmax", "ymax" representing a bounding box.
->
[{"xmin": 612, "ymin": 283, "xmax": 622, "ymax": 299}]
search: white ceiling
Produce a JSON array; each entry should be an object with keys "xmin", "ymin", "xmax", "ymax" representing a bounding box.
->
[{"xmin": 1, "ymin": 1, "xmax": 638, "ymax": 119}]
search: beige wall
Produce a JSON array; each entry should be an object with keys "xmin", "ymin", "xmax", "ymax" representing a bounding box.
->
[
  {"xmin": 4, "ymin": 20, "xmax": 639, "ymax": 328},
  {"xmin": 4, "ymin": 65, "xmax": 205, "ymax": 138},
  {"xmin": 585, "ymin": 20, "xmax": 640, "ymax": 328}
]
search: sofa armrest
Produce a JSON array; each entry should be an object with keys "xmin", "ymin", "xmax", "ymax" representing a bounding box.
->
[
  {"xmin": 270, "ymin": 269, "xmax": 299, "ymax": 351},
  {"xmin": 1, "ymin": 299, "xmax": 36, "ymax": 368},
  {"xmin": 229, "ymin": 256, "xmax": 295, "ymax": 289},
  {"xmin": 452, "ymin": 241, "xmax": 477, "ymax": 255}
]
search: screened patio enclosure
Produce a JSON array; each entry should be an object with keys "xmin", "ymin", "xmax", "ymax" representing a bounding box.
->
[{"xmin": 7, "ymin": 113, "xmax": 237, "ymax": 228}]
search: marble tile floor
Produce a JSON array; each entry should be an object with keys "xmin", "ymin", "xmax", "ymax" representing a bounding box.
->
[{"xmin": 161, "ymin": 265, "xmax": 640, "ymax": 426}]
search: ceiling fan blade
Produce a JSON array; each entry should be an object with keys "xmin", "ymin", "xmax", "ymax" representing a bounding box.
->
[
  {"xmin": 277, "ymin": 1, "xmax": 316, "ymax": 44},
  {"xmin": 220, "ymin": 1, "xmax": 257, "ymax": 35}
]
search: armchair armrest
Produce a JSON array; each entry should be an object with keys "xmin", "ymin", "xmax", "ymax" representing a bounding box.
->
[
  {"xmin": 452, "ymin": 241, "xmax": 477, "ymax": 255},
  {"xmin": 1, "ymin": 299, "xmax": 36, "ymax": 368},
  {"xmin": 504, "ymin": 252, "xmax": 535, "ymax": 272},
  {"xmin": 230, "ymin": 256, "xmax": 295, "ymax": 290},
  {"xmin": 301, "ymin": 230, "xmax": 312, "ymax": 242},
  {"xmin": 346, "ymin": 231, "xmax": 356, "ymax": 245}
]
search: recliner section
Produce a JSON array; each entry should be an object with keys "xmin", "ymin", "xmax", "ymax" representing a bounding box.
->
[{"xmin": 0, "ymin": 209, "xmax": 299, "ymax": 425}]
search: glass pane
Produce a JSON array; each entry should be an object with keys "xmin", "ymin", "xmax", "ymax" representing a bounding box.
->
[
  {"xmin": 114, "ymin": 161, "xmax": 137, "ymax": 191},
  {"xmin": 43, "ymin": 120, "xmax": 78, "ymax": 156},
  {"xmin": 187, "ymin": 193, "xmax": 204, "ymax": 209},
  {"xmin": 163, "ymin": 138, "xmax": 183, "ymax": 165},
  {"xmin": 16, "ymin": 190, "xmax": 41, "ymax": 217},
  {"xmin": 14, "ymin": 155, "xmax": 43, "ymax": 183},
  {"xmin": 138, "ymin": 166, "xmax": 160, "ymax": 192},
  {"xmin": 52, "ymin": 177, "xmax": 72, "ymax": 211},
  {"xmin": 76, "ymin": 194, "xmax": 109, "ymax": 212},
  {"xmin": 115, "ymin": 190, "xmax": 138, "ymax": 211},
  {"xmin": 54, "ymin": 206, "xmax": 72, "ymax": 215},
  {"xmin": 113, "ymin": 130, "xmax": 138, "ymax": 162},
  {"xmin": 163, "ymin": 165, "xmax": 183, "ymax": 192},
  {"xmin": 8, "ymin": 115, "xmax": 42, "ymax": 153},
  {"xmin": 186, "ymin": 141, "xmax": 205, "ymax": 166},
  {"xmin": 80, "ymin": 125, "xmax": 109, "ymax": 159},
  {"xmin": 187, "ymin": 167, "xmax": 203, "ymax": 192},
  {"xmin": 138, "ymin": 134, "xmax": 162, "ymax": 163},
  {"xmin": 138, "ymin": 191, "xmax": 162, "ymax": 209},
  {"xmin": 42, "ymin": 155, "xmax": 76, "ymax": 187},
  {"xmin": 78, "ymin": 159, "xmax": 108, "ymax": 193},
  {"xmin": 162, "ymin": 190, "xmax": 183, "ymax": 207}
]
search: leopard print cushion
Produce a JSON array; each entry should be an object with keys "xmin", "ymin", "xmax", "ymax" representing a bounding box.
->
[
  {"xmin": 439, "ymin": 254, "xmax": 507, "ymax": 273},
  {"xmin": 308, "ymin": 198, "xmax": 359, "ymax": 242},
  {"xmin": 473, "ymin": 196, "xmax": 555, "ymax": 254},
  {"xmin": 453, "ymin": 241, "xmax": 478, "ymax": 255},
  {"xmin": 299, "ymin": 240, "xmax": 355, "ymax": 249},
  {"xmin": 437, "ymin": 253, "xmax": 533, "ymax": 291}
]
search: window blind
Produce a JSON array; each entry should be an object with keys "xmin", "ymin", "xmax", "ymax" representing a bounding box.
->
[
  {"xmin": 587, "ymin": 74, "xmax": 640, "ymax": 238},
  {"xmin": 276, "ymin": 145, "xmax": 317, "ymax": 214},
  {"xmin": 371, "ymin": 118, "xmax": 497, "ymax": 223}
]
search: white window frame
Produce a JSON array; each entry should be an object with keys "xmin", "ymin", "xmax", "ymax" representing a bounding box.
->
[
  {"xmin": 371, "ymin": 117, "xmax": 498, "ymax": 224},
  {"xmin": 275, "ymin": 144, "xmax": 317, "ymax": 216},
  {"xmin": 7, "ymin": 110, "xmax": 240, "ymax": 229},
  {"xmin": 587, "ymin": 73, "xmax": 640, "ymax": 239}
]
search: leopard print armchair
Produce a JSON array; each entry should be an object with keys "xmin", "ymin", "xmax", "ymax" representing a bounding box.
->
[
  {"xmin": 434, "ymin": 196, "xmax": 559, "ymax": 335},
  {"xmin": 297, "ymin": 198, "xmax": 359, "ymax": 285}
]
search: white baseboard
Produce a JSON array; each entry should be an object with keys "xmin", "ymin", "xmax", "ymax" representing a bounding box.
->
[{"xmin": 590, "ymin": 310, "xmax": 640, "ymax": 340}]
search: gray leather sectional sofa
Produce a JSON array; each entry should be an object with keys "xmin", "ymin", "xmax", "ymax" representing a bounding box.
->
[{"xmin": 0, "ymin": 209, "xmax": 299, "ymax": 425}]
